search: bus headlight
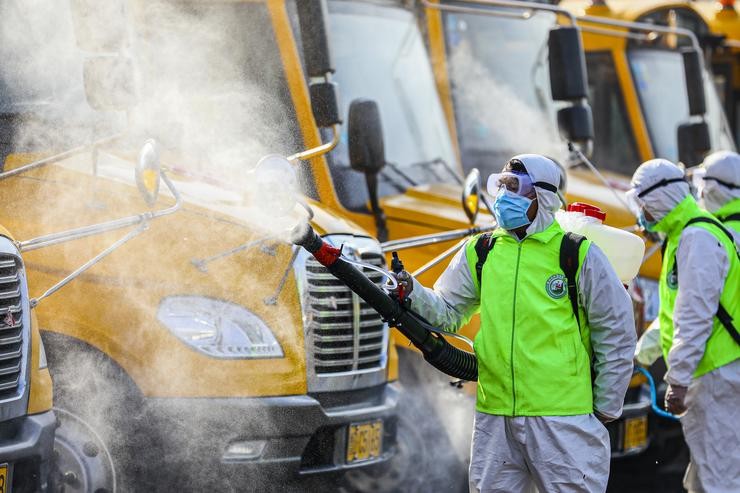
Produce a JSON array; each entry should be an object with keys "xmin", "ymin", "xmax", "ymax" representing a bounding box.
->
[{"xmin": 157, "ymin": 296, "xmax": 283, "ymax": 359}]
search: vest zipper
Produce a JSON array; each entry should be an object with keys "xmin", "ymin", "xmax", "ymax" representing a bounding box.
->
[{"xmin": 511, "ymin": 243, "xmax": 523, "ymax": 415}]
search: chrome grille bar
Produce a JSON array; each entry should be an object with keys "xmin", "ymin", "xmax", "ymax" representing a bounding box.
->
[
  {"xmin": 299, "ymin": 237, "xmax": 389, "ymax": 389},
  {"xmin": 0, "ymin": 253, "xmax": 24, "ymax": 401}
]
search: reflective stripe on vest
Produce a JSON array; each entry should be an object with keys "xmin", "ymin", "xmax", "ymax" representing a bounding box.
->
[
  {"xmin": 465, "ymin": 221, "xmax": 593, "ymax": 416},
  {"xmin": 657, "ymin": 197, "xmax": 740, "ymax": 377}
]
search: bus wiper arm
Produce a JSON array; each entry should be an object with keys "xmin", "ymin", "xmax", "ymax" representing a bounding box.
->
[
  {"xmin": 410, "ymin": 157, "xmax": 463, "ymax": 185},
  {"xmin": 385, "ymin": 161, "xmax": 418, "ymax": 187}
]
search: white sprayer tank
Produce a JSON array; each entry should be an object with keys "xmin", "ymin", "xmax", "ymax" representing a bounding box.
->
[{"xmin": 556, "ymin": 203, "xmax": 645, "ymax": 284}]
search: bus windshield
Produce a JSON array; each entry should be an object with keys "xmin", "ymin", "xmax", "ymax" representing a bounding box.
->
[
  {"xmin": 443, "ymin": 10, "xmax": 563, "ymax": 177},
  {"xmin": 132, "ymin": 1, "xmax": 301, "ymax": 174},
  {"xmin": 0, "ymin": 0, "xmax": 123, "ymax": 164},
  {"xmin": 629, "ymin": 49, "xmax": 734, "ymax": 162},
  {"xmin": 0, "ymin": 1, "xmax": 303, "ymax": 179},
  {"xmin": 326, "ymin": 1, "xmax": 458, "ymax": 211}
]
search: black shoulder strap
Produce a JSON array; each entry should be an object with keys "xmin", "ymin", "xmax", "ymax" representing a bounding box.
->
[
  {"xmin": 560, "ymin": 232, "xmax": 586, "ymax": 329},
  {"xmin": 685, "ymin": 217, "xmax": 738, "ymax": 254},
  {"xmin": 718, "ymin": 212, "xmax": 740, "ymax": 224},
  {"xmin": 681, "ymin": 216, "xmax": 740, "ymax": 345},
  {"xmin": 474, "ymin": 233, "xmax": 497, "ymax": 288},
  {"xmin": 717, "ymin": 304, "xmax": 740, "ymax": 346}
]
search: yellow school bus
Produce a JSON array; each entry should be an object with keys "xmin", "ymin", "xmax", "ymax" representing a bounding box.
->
[
  {"xmin": 313, "ymin": 0, "xmax": 653, "ymax": 462},
  {"xmin": 562, "ymin": 0, "xmax": 735, "ymax": 166},
  {"xmin": 1, "ymin": 1, "xmax": 405, "ymax": 490}
]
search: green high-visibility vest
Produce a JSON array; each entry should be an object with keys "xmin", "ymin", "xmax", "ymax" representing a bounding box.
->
[
  {"xmin": 465, "ymin": 221, "xmax": 593, "ymax": 416},
  {"xmin": 715, "ymin": 198, "xmax": 740, "ymax": 235},
  {"xmin": 653, "ymin": 196, "xmax": 740, "ymax": 377}
]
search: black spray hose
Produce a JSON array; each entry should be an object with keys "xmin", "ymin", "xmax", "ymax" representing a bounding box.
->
[{"xmin": 291, "ymin": 222, "xmax": 478, "ymax": 381}]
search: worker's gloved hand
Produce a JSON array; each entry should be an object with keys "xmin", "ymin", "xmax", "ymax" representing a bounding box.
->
[
  {"xmin": 385, "ymin": 270, "xmax": 414, "ymax": 299},
  {"xmin": 665, "ymin": 384, "xmax": 689, "ymax": 415},
  {"xmin": 594, "ymin": 410, "xmax": 616, "ymax": 424}
]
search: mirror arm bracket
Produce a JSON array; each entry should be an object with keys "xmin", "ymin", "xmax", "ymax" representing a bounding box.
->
[
  {"xmin": 411, "ymin": 237, "xmax": 468, "ymax": 278},
  {"xmin": 421, "ymin": 0, "xmax": 577, "ymax": 26},
  {"xmin": 19, "ymin": 170, "xmax": 181, "ymax": 252},
  {"xmin": 30, "ymin": 221, "xmax": 149, "ymax": 308},
  {"xmin": 381, "ymin": 224, "xmax": 496, "ymax": 253},
  {"xmin": 0, "ymin": 134, "xmax": 122, "ymax": 182},
  {"xmin": 287, "ymin": 124, "xmax": 340, "ymax": 163}
]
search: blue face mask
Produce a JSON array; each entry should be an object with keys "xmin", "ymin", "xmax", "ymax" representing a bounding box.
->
[
  {"xmin": 493, "ymin": 189, "xmax": 533, "ymax": 230},
  {"xmin": 638, "ymin": 210, "xmax": 657, "ymax": 232}
]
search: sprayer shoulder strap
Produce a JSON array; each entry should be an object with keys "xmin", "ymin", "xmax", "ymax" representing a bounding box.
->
[
  {"xmin": 677, "ymin": 217, "xmax": 740, "ymax": 346},
  {"xmin": 718, "ymin": 212, "xmax": 740, "ymax": 224},
  {"xmin": 474, "ymin": 233, "xmax": 496, "ymax": 289},
  {"xmin": 560, "ymin": 232, "xmax": 586, "ymax": 330}
]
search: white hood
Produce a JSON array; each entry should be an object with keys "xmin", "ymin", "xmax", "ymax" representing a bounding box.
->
[
  {"xmin": 630, "ymin": 158, "xmax": 690, "ymax": 222},
  {"xmin": 700, "ymin": 151, "xmax": 740, "ymax": 213},
  {"xmin": 513, "ymin": 154, "xmax": 562, "ymax": 237}
]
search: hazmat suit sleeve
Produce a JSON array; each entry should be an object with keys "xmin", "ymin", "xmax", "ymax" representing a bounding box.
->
[
  {"xmin": 406, "ymin": 241, "xmax": 479, "ymax": 333},
  {"xmin": 579, "ymin": 243, "xmax": 637, "ymax": 419},
  {"xmin": 665, "ymin": 227, "xmax": 730, "ymax": 387}
]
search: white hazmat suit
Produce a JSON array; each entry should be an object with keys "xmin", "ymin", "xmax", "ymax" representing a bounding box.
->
[
  {"xmin": 406, "ymin": 155, "xmax": 636, "ymax": 493},
  {"xmin": 697, "ymin": 151, "xmax": 740, "ymax": 244},
  {"xmin": 631, "ymin": 159, "xmax": 740, "ymax": 493}
]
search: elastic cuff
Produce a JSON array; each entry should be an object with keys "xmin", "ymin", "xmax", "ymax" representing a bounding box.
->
[
  {"xmin": 594, "ymin": 409, "xmax": 618, "ymax": 423},
  {"xmin": 664, "ymin": 370, "xmax": 692, "ymax": 388}
]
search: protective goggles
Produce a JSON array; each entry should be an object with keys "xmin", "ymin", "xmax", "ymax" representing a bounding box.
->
[
  {"xmin": 625, "ymin": 177, "xmax": 687, "ymax": 216},
  {"xmin": 691, "ymin": 167, "xmax": 738, "ymax": 197},
  {"xmin": 487, "ymin": 171, "xmax": 557, "ymax": 197}
]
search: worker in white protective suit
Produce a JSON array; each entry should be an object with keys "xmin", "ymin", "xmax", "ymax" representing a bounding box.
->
[
  {"xmin": 628, "ymin": 159, "xmax": 740, "ymax": 493},
  {"xmin": 635, "ymin": 151, "xmax": 740, "ymax": 365},
  {"xmin": 389, "ymin": 155, "xmax": 636, "ymax": 493},
  {"xmin": 692, "ymin": 151, "xmax": 740, "ymax": 243}
]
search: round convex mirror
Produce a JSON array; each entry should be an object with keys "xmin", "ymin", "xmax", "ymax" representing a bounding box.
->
[
  {"xmin": 136, "ymin": 139, "xmax": 161, "ymax": 207},
  {"xmin": 252, "ymin": 154, "xmax": 298, "ymax": 218},
  {"xmin": 462, "ymin": 168, "xmax": 481, "ymax": 225}
]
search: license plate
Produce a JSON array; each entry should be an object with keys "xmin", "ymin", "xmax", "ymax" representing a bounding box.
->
[
  {"xmin": 623, "ymin": 416, "xmax": 648, "ymax": 452},
  {"xmin": 0, "ymin": 463, "xmax": 9, "ymax": 493},
  {"xmin": 346, "ymin": 421, "xmax": 383, "ymax": 464}
]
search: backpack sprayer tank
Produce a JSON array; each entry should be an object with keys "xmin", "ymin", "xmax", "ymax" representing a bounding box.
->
[
  {"xmin": 557, "ymin": 203, "xmax": 645, "ymax": 284},
  {"xmin": 291, "ymin": 221, "xmax": 478, "ymax": 381}
]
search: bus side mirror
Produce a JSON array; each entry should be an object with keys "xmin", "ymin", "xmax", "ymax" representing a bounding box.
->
[
  {"xmin": 348, "ymin": 99, "xmax": 388, "ymax": 241},
  {"xmin": 310, "ymin": 82, "xmax": 342, "ymax": 128},
  {"xmin": 557, "ymin": 102, "xmax": 594, "ymax": 148},
  {"xmin": 462, "ymin": 169, "xmax": 481, "ymax": 225},
  {"xmin": 682, "ymin": 48, "xmax": 707, "ymax": 117},
  {"xmin": 549, "ymin": 27, "xmax": 588, "ymax": 101},
  {"xmin": 296, "ymin": 0, "xmax": 334, "ymax": 77},
  {"xmin": 69, "ymin": 0, "xmax": 127, "ymax": 52},
  {"xmin": 136, "ymin": 140, "xmax": 161, "ymax": 207},
  {"xmin": 83, "ymin": 56, "xmax": 136, "ymax": 111},
  {"xmin": 348, "ymin": 99, "xmax": 386, "ymax": 175},
  {"xmin": 677, "ymin": 121, "xmax": 710, "ymax": 167}
]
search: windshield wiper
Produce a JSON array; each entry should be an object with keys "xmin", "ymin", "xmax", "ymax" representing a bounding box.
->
[
  {"xmin": 410, "ymin": 157, "xmax": 463, "ymax": 185},
  {"xmin": 385, "ymin": 161, "xmax": 418, "ymax": 188}
]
